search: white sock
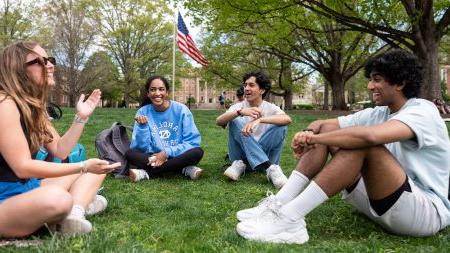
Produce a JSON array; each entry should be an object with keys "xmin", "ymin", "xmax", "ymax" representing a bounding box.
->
[
  {"xmin": 275, "ymin": 170, "xmax": 309, "ymax": 203},
  {"xmin": 70, "ymin": 204, "xmax": 86, "ymax": 219},
  {"xmin": 280, "ymin": 181, "xmax": 328, "ymax": 221}
]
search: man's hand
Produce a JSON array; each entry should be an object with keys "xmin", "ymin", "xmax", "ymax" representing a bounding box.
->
[
  {"xmin": 134, "ymin": 115, "xmax": 149, "ymax": 124},
  {"xmin": 151, "ymin": 151, "xmax": 167, "ymax": 167},
  {"xmin": 76, "ymin": 89, "xmax": 101, "ymax": 119},
  {"xmin": 291, "ymin": 130, "xmax": 316, "ymax": 159},
  {"xmin": 240, "ymin": 107, "xmax": 262, "ymax": 119},
  {"xmin": 241, "ymin": 119, "xmax": 261, "ymax": 137}
]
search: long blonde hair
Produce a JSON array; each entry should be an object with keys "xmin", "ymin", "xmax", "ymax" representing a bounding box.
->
[{"xmin": 0, "ymin": 41, "xmax": 53, "ymax": 153}]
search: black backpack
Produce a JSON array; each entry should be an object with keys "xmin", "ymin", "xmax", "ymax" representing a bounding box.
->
[{"xmin": 95, "ymin": 122, "xmax": 132, "ymax": 178}]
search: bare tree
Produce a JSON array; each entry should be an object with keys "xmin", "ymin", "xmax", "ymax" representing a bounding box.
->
[{"xmin": 47, "ymin": 0, "xmax": 96, "ymax": 106}]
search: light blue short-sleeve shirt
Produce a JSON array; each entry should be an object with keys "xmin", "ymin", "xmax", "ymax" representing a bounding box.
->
[{"xmin": 338, "ymin": 98, "xmax": 450, "ymax": 228}]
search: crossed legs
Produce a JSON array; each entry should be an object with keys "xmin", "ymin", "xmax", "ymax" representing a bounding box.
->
[
  {"xmin": 0, "ymin": 173, "xmax": 105, "ymax": 237},
  {"xmin": 236, "ymin": 123, "xmax": 439, "ymax": 244}
]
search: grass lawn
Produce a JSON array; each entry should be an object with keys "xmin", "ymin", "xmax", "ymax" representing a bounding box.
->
[{"xmin": 5, "ymin": 108, "xmax": 450, "ymax": 252}]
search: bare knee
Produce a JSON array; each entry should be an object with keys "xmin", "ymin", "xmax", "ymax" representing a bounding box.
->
[{"xmin": 39, "ymin": 186, "xmax": 73, "ymax": 219}]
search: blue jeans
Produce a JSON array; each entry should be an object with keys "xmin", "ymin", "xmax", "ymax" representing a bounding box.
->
[{"xmin": 228, "ymin": 117, "xmax": 287, "ymax": 170}]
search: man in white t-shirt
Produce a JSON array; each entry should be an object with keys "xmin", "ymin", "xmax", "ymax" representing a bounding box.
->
[
  {"xmin": 236, "ymin": 50, "xmax": 450, "ymax": 244},
  {"xmin": 216, "ymin": 71, "xmax": 292, "ymax": 189}
]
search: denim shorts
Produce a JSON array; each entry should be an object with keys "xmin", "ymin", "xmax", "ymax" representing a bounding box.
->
[{"xmin": 0, "ymin": 178, "xmax": 41, "ymax": 203}]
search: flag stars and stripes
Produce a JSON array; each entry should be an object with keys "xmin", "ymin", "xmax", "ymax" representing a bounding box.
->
[{"xmin": 177, "ymin": 12, "xmax": 208, "ymax": 66}]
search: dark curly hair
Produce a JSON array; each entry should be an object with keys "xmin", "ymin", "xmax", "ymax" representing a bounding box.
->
[
  {"xmin": 364, "ymin": 49, "xmax": 422, "ymax": 99},
  {"xmin": 236, "ymin": 86, "xmax": 244, "ymax": 97},
  {"xmin": 140, "ymin": 75, "xmax": 170, "ymax": 107},
  {"xmin": 243, "ymin": 71, "xmax": 271, "ymax": 98}
]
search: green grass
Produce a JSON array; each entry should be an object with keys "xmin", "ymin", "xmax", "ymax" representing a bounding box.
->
[{"xmin": 3, "ymin": 108, "xmax": 450, "ymax": 252}]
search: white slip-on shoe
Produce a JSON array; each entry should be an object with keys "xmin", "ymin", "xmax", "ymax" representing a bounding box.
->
[
  {"xmin": 129, "ymin": 169, "xmax": 150, "ymax": 182},
  {"xmin": 48, "ymin": 216, "xmax": 92, "ymax": 236},
  {"xmin": 224, "ymin": 160, "xmax": 246, "ymax": 181},
  {"xmin": 182, "ymin": 166, "xmax": 203, "ymax": 180},
  {"xmin": 236, "ymin": 210, "xmax": 309, "ymax": 244},
  {"xmin": 236, "ymin": 191, "xmax": 283, "ymax": 222},
  {"xmin": 85, "ymin": 195, "xmax": 108, "ymax": 216},
  {"xmin": 266, "ymin": 164, "xmax": 288, "ymax": 189}
]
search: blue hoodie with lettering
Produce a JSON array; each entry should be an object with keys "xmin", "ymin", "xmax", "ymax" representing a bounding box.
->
[{"xmin": 130, "ymin": 101, "xmax": 201, "ymax": 158}]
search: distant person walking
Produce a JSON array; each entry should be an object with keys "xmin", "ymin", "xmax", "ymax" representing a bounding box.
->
[{"xmin": 219, "ymin": 92, "xmax": 226, "ymax": 109}]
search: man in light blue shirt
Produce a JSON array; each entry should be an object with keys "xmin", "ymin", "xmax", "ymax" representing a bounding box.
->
[{"xmin": 236, "ymin": 49, "xmax": 450, "ymax": 244}]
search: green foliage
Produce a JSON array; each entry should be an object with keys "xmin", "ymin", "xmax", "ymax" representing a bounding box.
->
[
  {"xmin": 11, "ymin": 107, "xmax": 444, "ymax": 252},
  {"xmin": 442, "ymin": 80, "xmax": 450, "ymax": 103},
  {"xmin": 0, "ymin": 0, "xmax": 35, "ymax": 48},
  {"xmin": 292, "ymin": 104, "xmax": 315, "ymax": 110},
  {"xmin": 85, "ymin": 0, "xmax": 176, "ymax": 105},
  {"xmin": 83, "ymin": 51, "xmax": 122, "ymax": 106},
  {"xmin": 185, "ymin": 0, "xmax": 382, "ymax": 110},
  {"xmin": 186, "ymin": 96, "xmax": 196, "ymax": 105}
]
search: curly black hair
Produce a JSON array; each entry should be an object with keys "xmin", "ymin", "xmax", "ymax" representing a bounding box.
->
[
  {"xmin": 140, "ymin": 75, "xmax": 170, "ymax": 107},
  {"xmin": 236, "ymin": 86, "xmax": 244, "ymax": 97},
  {"xmin": 364, "ymin": 49, "xmax": 422, "ymax": 99},
  {"xmin": 243, "ymin": 71, "xmax": 271, "ymax": 98}
]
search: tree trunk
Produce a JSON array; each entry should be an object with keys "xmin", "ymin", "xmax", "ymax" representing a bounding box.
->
[
  {"xmin": 331, "ymin": 80, "xmax": 347, "ymax": 110},
  {"xmin": 415, "ymin": 40, "xmax": 441, "ymax": 100},
  {"xmin": 327, "ymin": 72, "xmax": 348, "ymax": 110},
  {"xmin": 284, "ymin": 90, "xmax": 293, "ymax": 110},
  {"xmin": 323, "ymin": 82, "xmax": 329, "ymax": 110}
]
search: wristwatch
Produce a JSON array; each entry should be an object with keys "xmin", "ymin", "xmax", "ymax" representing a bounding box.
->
[
  {"xmin": 74, "ymin": 114, "xmax": 89, "ymax": 124},
  {"xmin": 236, "ymin": 109, "xmax": 243, "ymax": 117}
]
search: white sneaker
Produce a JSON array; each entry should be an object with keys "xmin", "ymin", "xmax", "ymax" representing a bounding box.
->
[
  {"xmin": 236, "ymin": 191, "xmax": 282, "ymax": 222},
  {"xmin": 266, "ymin": 164, "xmax": 288, "ymax": 189},
  {"xmin": 129, "ymin": 169, "xmax": 149, "ymax": 182},
  {"xmin": 236, "ymin": 210, "xmax": 309, "ymax": 244},
  {"xmin": 182, "ymin": 166, "xmax": 203, "ymax": 180},
  {"xmin": 48, "ymin": 216, "xmax": 92, "ymax": 236},
  {"xmin": 85, "ymin": 195, "xmax": 108, "ymax": 216},
  {"xmin": 224, "ymin": 160, "xmax": 246, "ymax": 181}
]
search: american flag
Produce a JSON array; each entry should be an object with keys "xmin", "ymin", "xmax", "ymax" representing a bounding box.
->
[{"xmin": 177, "ymin": 12, "xmax": 208, "ymax": 66}]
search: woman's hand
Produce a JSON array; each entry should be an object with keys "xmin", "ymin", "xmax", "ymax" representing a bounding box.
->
[
  {"xmin": 134, "ymin": 115, "xmax": 149, "ymax": 124},
  {"xmin": 242, "ymin": 118, "xmax": 261, "ymax": 137},
  {"xmin": 84, "ymin": 158, "xmax": 121, "ymax": 174},
  {"xmin": 76, "ymin": 89, "xmax": 102, "ymax": 118},
  {"xmin": 151, "ymin": 151, "xmax": 167, "ymax": 167}
]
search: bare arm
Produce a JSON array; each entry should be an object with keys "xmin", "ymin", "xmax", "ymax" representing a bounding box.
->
[
  {"xmin": 298, "ymin": 120, "xmax": 414, "ymax": 149},
  {"xmin": 216, "ymin": 106, "xmax": 263, "ymax": 127},
  {"xmin": 44, "ymin": 89, "xmax": 101, "ymax": 159},
  {"xmin": 259, "ymin": 114, "xmax": 292, "ymax": 125},
  {"xmin": 216, "ymin": 110, "xmax": 240, "ymax": 127},
  {"xmin": 0, "ymin": 97, "xmax": 118, "ymax": 178}
]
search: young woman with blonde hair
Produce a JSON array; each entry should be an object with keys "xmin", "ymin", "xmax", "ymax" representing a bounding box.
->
[{"xmin": 0, "ymin": 41, "xmax": 120, "ymax": 237}]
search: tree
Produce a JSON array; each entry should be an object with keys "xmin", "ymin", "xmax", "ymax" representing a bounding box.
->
[
  {"xmin": 0, "ymin": 0, "xmax": 33, "ymax": 48},
  {"xmin": 297, "ymin": 0, "xmax": 450, "ymax": 100},
  {"xmin": 82, "ymin": 51, "xmax": 122, "ymax": 107},
  {"xmin": 185, "ymin": 0, "xmax": 381, "ymax": 109},
  {"xmin": 46, "ymin": 0, "xmax": 96, "ymax": 106},
  {"xmin": 197, "ymin": 30, "xmax": 309, "ymax": 109},
  {"xmin": 87, "ymin": 0, "xmax": 174, "ymax": 107}
]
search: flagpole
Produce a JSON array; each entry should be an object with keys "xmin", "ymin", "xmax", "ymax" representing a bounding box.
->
[{"xmin": 172, "ymin": 10, "xmax": 177, "ymax": 101}]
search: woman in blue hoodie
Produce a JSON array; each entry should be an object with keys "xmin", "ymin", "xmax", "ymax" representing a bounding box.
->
[{"xmin": 126, "ymin": 76, "xmax": 204, "ymax": 181}]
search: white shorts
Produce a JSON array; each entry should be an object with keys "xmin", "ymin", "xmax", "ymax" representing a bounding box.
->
[{"xmin": 342, "ymin": 178, "xmax": 441, "ymax": 236}]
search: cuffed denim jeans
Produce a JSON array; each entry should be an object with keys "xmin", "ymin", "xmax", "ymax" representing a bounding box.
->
[{"xmin": 228, "ymin": 117, "xmax": 287, "ymax": 170}]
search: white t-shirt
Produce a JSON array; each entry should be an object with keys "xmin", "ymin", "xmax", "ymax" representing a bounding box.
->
[
  {"xmin": 338, "ymin": 98, "xmax": 450, "ymax": 228},
  {"xmin": 227, "ymin": 100, "xmax": 285, "ymax": 141}
]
